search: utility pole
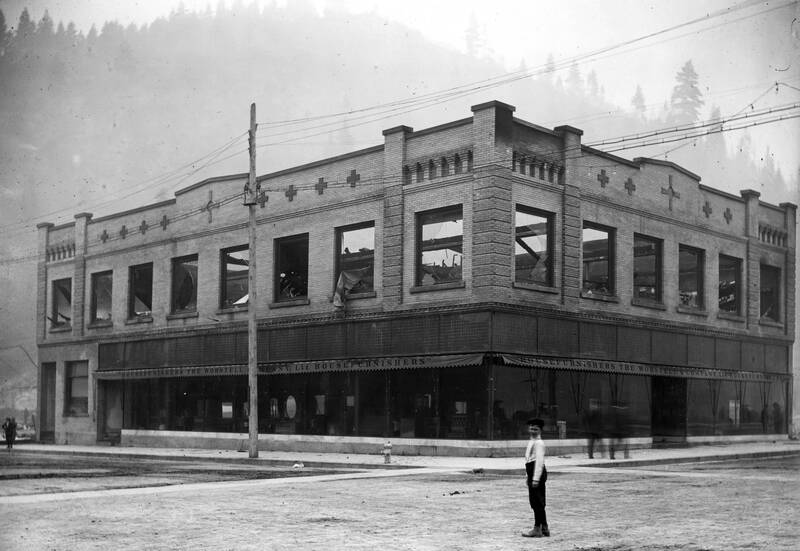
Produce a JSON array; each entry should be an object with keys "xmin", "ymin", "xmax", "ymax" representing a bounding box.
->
[{"xmin": 244, "ymin": 103, "xmax": 259, "ymax": 458}]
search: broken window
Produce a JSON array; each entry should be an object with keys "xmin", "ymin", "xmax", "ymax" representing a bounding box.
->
[
  {"xmin": 718, "ymin": 254, "xmax": 741, "ymax": 314},
  {"xmin": 221, "ymin": 245, "xmax": 249, "ymax": 308},
  {"xmin": 679, "ymin": 245, "xmax": 704, "ymax": 309},
  {"xmin": 128, "ymin": 263, "xmax": 153, "ymax": 318},
  {"xmin": 275, "ymin": 234, "xmax": 308, "ymax": 301},
  {"xmin": 65, "ymin": 360, "xmax": 88, "ymax": 415},
  {"xmin": 633, "ymin": 234, "xmax": 662, "ymax": 302},
  {"xmin": 760, "ymin": 264, "xmax": 781, "ymax": 322},
  {"xmin": 90, "ymin": 271, "xmax": 113, "ymax": 323},
  {"xmin": 416, "ymin": 205, "xmax": 463, "ymax": 286},
  {"xmin": 515, "ymin": 206, "xmax": 553, "ymax": 286},
  {"xmin": 582, "ymin": 223, "xmax": 614, "ymax": 295},
  {"xmin": 50, "ymin": 278, "xmax": 72, "ymax": 328},
  {"xmin": 171, "ymin": 255, "xmax": 198, "ymax": 313},
  {"xmin": 335, "ymin": 223, "xmax": 375, "ymax": 300}
]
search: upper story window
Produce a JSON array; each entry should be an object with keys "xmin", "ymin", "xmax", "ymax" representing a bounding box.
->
[
  {"xmin": 50, "ymin": 278, "xmax": 72, "ymax": 328},
  {"xmin": 65, "ymin": 360, "xmax": 88, "ymax": 416},
  {"xmin": 582, "ymin": 223, "xmax": 614, "ymax": 295},
  {"xmin": 633, "ymin": 234, "xmax": 662, "ymax": 302},
  {"xmin": 221, "ymin": 245, "xmax": 249, "ymax": 308},
  {"xmin": 90, "ymin": 271, "xmax": 113, "ymax": 323},
  {"xmin": 515, "ymin": 205, "xmax": 553, "ymax": 286},
  {"xmin": 335, "ymin": 223, "xmax": 375, "ymax": 297},
  {"xmin": 128, "ymin": 263, "xmax": 153, "ymax": 318},
  {"xmin": 275, "ymin": 233, "xmax": 309, "ymax": 301},
  {"xmin": 416, "ymin": 205, "xmax": 463, "ymax": 286},
  {"xmin": 759, "ymin": 264, "xmax": 781, "ymax": 322},
  {"xmin": 718, "ymin": 254, "xmax": 741, "ymax": 315},
  {"xmin": 171, "ymin": 255, "xmax": 198, "ymax": 313},
  {"xmin": 678, "ymin": 245, "xmax": 704, "ymax": 309}
]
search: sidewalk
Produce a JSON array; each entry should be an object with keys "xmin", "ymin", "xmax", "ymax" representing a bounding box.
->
[{"xmin": 13, "ymin": 438, "xmax": 800, "ymax": 472}]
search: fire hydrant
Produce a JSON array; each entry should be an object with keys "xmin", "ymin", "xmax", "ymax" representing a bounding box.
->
[{"xmin": 383, "ymin": 441, "xmax": 392, "ymax": 464}]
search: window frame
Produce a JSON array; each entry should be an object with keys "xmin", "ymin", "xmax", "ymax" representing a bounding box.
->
[
  {"xmin": 759, "ymin": 264, "xmax": 781, "ymax": 322},
  {"xmin": 50, "ymin": 278, "xmax": 72, "ymax": 329},
  {"xmin": 718, "ymin": 254, "xmax": 741, "ymax": 315},
  {"xmin": 514, "ymin": 204, "xmax": 555, "ymax": 287},
  {"xmin": 64, "ymin": 360, "xmax": 89, "ymax": 416},
  {"xmin": 581, "ymin": 222, "xmax": 615, "ymax": 296},
  {"xmin": 632, "ymin": 233, "xmax": 663, "ymax": 303},
  {"xmin": 415, "ymin": 205, "xmax": 464, "ymax": 287},
  {"xmin": 128, "ymin": 262, "xmax": 154, "ymax": 319},
  {"xmin": 678, "ymin": 244, "xmax": 705, "ymax": 310},
  {"xmin": 220, "ymin": 244, "xmax": 249, "ymax": 309},
  {"xmin": 334, "ymin": 222, "xmax": 375, "ymax": 296},
  {"xmin": 90, "ymin": 270, "xmax": 113, "ymax": 324},
  {"xmin": 171, "ymin": 254, "xmax": 199, "ymax": 314},
  {"xmin": 274, "ymin": 233, "xmax": 310, "ymax": 303}
]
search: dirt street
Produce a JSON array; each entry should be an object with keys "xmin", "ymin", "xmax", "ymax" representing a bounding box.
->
[{"xmin": 1, "ymin": 453, "xmax": 797, "ymax": 550}]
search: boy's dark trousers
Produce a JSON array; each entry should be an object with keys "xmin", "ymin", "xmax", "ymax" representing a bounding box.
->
[{"xmin": 525, "ymin": 461, "xmax": 548, "ymax": 528}]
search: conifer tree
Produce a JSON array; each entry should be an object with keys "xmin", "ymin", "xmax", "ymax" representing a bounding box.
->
[
  {"xmin": 631, "ymin": 85, "xmax": 645, "ymax": 115},
  {"xmin": 669, "ymin": 60, "xmax": 704, "ymax": 125}
]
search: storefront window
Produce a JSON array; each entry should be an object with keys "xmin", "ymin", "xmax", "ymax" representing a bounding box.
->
[
  {"xmin": 687, "ymin": 379, "xmax": 785, "ymax": 436},
  {"xmin": 718, "ymin": 254, "xmax": 740, "ymax": 314},
  {"xmin": 582, "ymin": 223, "xmax": 614, "ymax": 295},
  {"xmin": 678, "ymin": 245, "xmax": 704, "ymax": 309},
  {"xmin": 128, "ymin": 263, "xmax": 153, "ymax": 318},
  {"xmin": 221, "ymin": 245, "xmax": 249, "ymax": 308},
  {"xmin": 275, "ymin": 233, "xmax": 309, "ymax": 301},
  {"xmin": 416, "ymin": 206, "xmax": 463, "ymax": 286},
  {"xmin": 65, "ymin": 361, "xmax": 88, "ymax": 415},
  {"xmin": 171, "ymin": 255, "xmax": 198, "ymax": 313},
  {"xmin": 90, "ymin": 271, "xmax": 113, "ymax": 323},
  {"xmin": 515, "ymin": 206, "xmax": 553, "ymax": 286},
  {"xmin": 633, "ymin": 234, "xmax": 662, "ymax": 302}
]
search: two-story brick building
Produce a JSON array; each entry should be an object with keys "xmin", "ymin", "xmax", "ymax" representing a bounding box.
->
[{"xmin": 36, "ymin": 101, "xmax": 796, "ymax": 455}]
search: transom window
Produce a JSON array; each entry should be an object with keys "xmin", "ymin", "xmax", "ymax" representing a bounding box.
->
[
  {"xmin": 65, "ymin": 360, "xmax": 88, "ymax": 416},
  {"xmin": 221, "ymin": 245, "xmax": 249, "ymax": 308},
  {"xmin": 718, "ymin": 254, "xmax": 741, "ymax": 314},
  {"xmin": 90, "ymin": 271, "xmax": 113, "ymax": 323},
  {"xmin": 50, "ymin": 278, "xmax": 72, "ymax": 328},
  {"xmin": 275, "ymin": 233, "xmax": 309, "ymax": 301},
  {"xmin": 759, "ymin": 264, "xmax": 781, "ymax": 322},
  {"xmin": 515, "ymin": 206, "xmax": 553, "ymax": 286},
  {"xmin": 678, "ymin": 245, "xmax": 704, "ymax": 309},
  {"xmin": 416, "ymin": 206, "xmax": 463, "ymax": 286},
  {"xmin": 171, "ymin": 255, "xmax": 198, "ymax": 313},
  {"xmin": 633, "ymin": 234, "xmax": 662, "ymax": 302},
  {"xmin": 335, "ymin": 223, "xmax": 375, "ymax": 298},
  {"xmin": 128, "ymin": 263, "xmax": 153, "ymax": 318},
  {"xmin": 582, "ymin": 223, "xmax": 614, "ymax": 295}
]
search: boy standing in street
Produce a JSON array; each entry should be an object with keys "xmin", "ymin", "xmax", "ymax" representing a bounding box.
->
[{"xmin": 522, "ymin": 418, "xmax": 550, "ymax": 538}]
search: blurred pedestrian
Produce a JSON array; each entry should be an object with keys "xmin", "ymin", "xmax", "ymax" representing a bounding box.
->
[
  {"xmin": 3, "ymin": 417, "xmax": 17, "ymax": 452},
  {"xmin": 521, "ymin": 418, "xmax": 550, "ymax": 538},
  {"xmin": 609, "ymin": 404, "xmax": 630, "ymax": 460},
  {"xmin": 584, "ymin": 402, "xmax": 603, "ymax": 458}
]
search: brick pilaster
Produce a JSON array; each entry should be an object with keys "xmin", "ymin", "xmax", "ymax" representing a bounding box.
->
[
  {"xmin": 73, "ymin": 212, "xmax": 92, "ymax": 337},
  {"xmin": 382, "ymin": 126, "xmax": 412, "ymax": 310},
  {"xmin": 554, "ymin": 125, "xmax": 584, "ymax": 310},
  {"xmin": 741, "ymin": 190, "xmax": 761, "ymax": 327},
  {"xmin": 780, "ymin": 202, "xmax": 797, "ymax": 339},
  {"xmin": 36, "ymin": 222, "xmax": 53, "ymax": 343},
  {"xmin": 471, "ymin": 101, "xmax": 515, "ymax": 298}
]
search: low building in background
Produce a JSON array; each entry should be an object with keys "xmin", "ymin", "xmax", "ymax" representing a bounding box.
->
[{"xmin": 35, "ymin": 101, "xmax": 796, "ymax": 455}]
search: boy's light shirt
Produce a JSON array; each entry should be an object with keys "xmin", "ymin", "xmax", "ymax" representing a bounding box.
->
[{"xmin": 524, "ymin": 436, "xmax": 546, "ymax": 482}]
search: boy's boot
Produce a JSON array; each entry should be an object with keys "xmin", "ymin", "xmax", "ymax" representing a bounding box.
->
[
  {"xmin": 521, "ymin": 525, "xmax": 543, "ymax": 538},
  {"xmin": 541, "ymin": 525, "xmax": 550, "ymax": 537}
]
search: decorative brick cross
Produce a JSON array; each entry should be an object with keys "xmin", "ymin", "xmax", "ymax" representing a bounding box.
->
[
  {"xmin": 597, "ymin": 169, "xmax": 609, "ymax": 188},
  {"xmin": 202, "ymin": 191, "xmax": 220, "ymax": 223},
  {"xmin": 661, "ymin": 175, "xmax": 680, "ymax": 211},
  {"xmin": 139, "ymin": 220, "xmax": 148, "ymax": 234},
  {"xmin": 160, "ymin": 214, "xmax": 169, "ymax": 230},
  {"xmin": 285, "ymin": 185, "xmax": 297, "ymax": 201},
  {"xmin": 347, "ymin": 169, "xmax": 360, "ymax": 188},
  {"xmin": 624, "ymin": 177, "xmax": 636, "ymax": 196},
  {"xmin": 257, "ymin": 191, "xmax": 268, "ymax": 208},
  {"xmin": 119, "ymin": 225, "xmax": 128, "ymax": 239},
  {"xmin": 724, "ymin": 208, "xmax": 733, "ymax": 224},
  {"xmin": 702, "ymin": 201, "xmax": 713, "ymax": 218},
  {"xmin": 100, "ymin": 229, "xmax": 109, "ymax": 243},
  {"xmin": 315, "ymin": 177, "xmax": 327, "ymax": 195}
]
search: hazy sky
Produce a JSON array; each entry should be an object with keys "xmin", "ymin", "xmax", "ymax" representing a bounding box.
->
[{"xmin": 3, "ymin": 0, "xmax": 798, "ymax": 182}]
